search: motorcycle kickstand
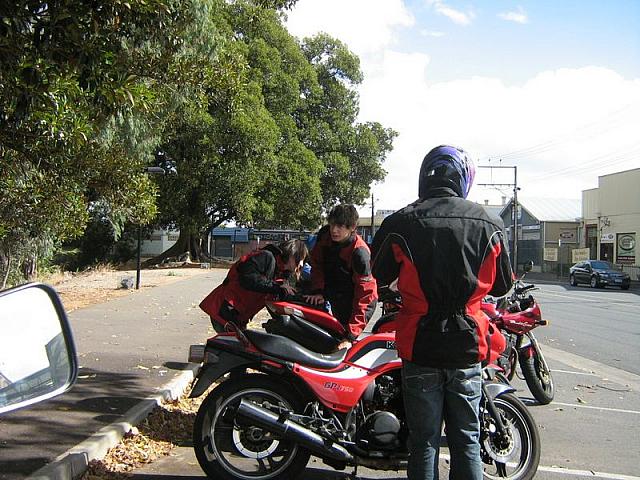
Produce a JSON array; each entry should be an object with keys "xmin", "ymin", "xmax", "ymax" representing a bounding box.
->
[{"xmin": 347, "ymin": 464, "xmax": 359, "ymax": 480}]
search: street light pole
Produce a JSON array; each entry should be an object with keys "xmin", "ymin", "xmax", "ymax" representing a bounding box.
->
[{"xmin": 136, "ymin": 166, "xmax": 166, "ymax": 290}]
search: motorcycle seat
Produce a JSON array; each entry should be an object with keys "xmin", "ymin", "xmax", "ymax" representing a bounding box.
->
[{"xmin": 245, "ymin": 329, "xmax": 347, "ymax": 370}]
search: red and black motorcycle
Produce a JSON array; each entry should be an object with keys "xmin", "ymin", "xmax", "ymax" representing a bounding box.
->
[
  {"xmin": 481, "ymin": 264, "xmax": 554, "ymax": 405},
  {"xmin": 187, "ymin": 294, "xmax": 540, "ymax": 480}
]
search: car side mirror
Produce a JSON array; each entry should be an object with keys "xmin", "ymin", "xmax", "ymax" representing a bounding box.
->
[{"xmin": 0, "ymin": 283, "xmax": 78, "ymax": 415}]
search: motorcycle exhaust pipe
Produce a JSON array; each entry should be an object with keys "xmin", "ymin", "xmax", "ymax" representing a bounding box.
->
[{"xmin": 236, "ymin": 398, "xmax": 353, "ymax": 463}]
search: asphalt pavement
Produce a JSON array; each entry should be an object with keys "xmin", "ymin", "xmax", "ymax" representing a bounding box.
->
[
  {"xmin": 0, "ymin": 269, "xmax": 228, "ymax": 480},
  {"xmin": 1, "ymin": 271, "xmax": 638, "ymax": 480}
]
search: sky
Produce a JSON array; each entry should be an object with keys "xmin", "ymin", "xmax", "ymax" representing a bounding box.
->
[{"xmin": 285, "ymin": 0, "xmax": 640, "ymax": 210}]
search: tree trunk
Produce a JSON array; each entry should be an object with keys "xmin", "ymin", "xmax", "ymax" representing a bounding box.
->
[
  {"xmin": 22, "ymin": 253, "xmax": 37, "ymax": 282},
  {"xmin": 1, "ymin": 254, "xmax": 10, "ymax": 290}
]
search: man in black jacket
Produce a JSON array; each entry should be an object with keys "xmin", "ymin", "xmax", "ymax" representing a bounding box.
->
[{"xmin": 372, "ymin": 145, "xmax": 512, "ymax": 479}]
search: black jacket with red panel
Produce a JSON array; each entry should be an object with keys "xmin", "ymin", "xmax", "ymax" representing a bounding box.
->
[
  {"xmin": 199, "ymin": 244, "xmax": 287, "ymax": 329},
  {"xmin": 310, "ymin": 226, "xmax": 377, "ymax": 341},
  {"xmin": 371, "ymin": 187, "xmax": 513, "ymax": 368}
]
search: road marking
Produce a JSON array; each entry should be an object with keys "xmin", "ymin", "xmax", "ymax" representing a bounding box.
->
[
  {"xmin": 538, "ymin": 465, "xmax": 640, "ymax": 479},
  {"xmin": 537, "ymin": 290, "xmax": 638, "ymax": 309},
  {"xmin": 551, "ymin": 368, "xmax": 599, "ymax": 376},
  {"xmin": 441, "ymin": 453, "xmax": 640, "ymax": 479},
  {"xmin": 552, "ymin": 401, "xmax": 640, "ymax": 415}
]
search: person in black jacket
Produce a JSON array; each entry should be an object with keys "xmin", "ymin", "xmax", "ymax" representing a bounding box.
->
[
  {"xmin": 200, "ymin": 240, "xmax": 307, "ymax": 332},
  {"xmin": 304, "ymin": 205, "xmax": 377, "ymax": 350},
  {"xmin": 372, "ymin": 145, "xmax": 513, "ymax": 480}
]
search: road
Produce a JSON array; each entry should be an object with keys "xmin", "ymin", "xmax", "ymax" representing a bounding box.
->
[
  {"xmin": 2, "ymin": 276, "xmax": 639, "ymax": 480},
  {"xmin": 136, "ymin": 280, "xmax": 640, "ymax": 480},
  {"xmin": 532, "ymin": 282, "xmax": 640, "ymax": 376}
]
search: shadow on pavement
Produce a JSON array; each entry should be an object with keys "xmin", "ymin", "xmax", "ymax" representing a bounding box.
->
[{"xmin": 0, "ymin": 369, "xmax": 152, "ymax": 478}]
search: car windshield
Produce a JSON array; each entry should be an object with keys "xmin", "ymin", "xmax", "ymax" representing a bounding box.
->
[{"xmin": 591, "ymin": 261, "xmax": 616, "ymax": 270}]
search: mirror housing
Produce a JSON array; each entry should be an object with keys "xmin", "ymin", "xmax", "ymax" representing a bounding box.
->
[
  {"xmin": 0, "ymin": 283, "xmax": 78, "ymax": 414},
  {"xmin": 523, "ymin": 260, "xmax": 533, "ymax": 273}
]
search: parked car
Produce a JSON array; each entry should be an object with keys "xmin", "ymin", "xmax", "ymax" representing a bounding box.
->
[{"xmin": 569, "ymin": 260, "xmax": 631, "ymax": 290}]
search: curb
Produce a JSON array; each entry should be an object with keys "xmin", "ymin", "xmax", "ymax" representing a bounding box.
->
[{"xmin": 27, "ymin": 364, "xmax": 200, "ymax": 480}]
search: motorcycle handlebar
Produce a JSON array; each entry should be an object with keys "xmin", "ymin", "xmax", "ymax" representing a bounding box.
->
[{"xmin": 514, "ymin": 284, "xmax": 536, "ymax": 295}]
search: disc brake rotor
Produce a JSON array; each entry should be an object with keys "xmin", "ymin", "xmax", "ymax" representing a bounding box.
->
[{"xmin": 231, "ymin": 425, "xmax": 280, "ymax": 459}]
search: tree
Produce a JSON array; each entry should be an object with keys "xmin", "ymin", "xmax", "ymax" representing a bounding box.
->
[
  {"xmin": 0, "ymin": 0, "xmax": 221, "ymax": 283},
  {"xmin": 299, "ymin": 33, "xmax": 397, "ymax": 210},
  {"xmin": 149, "ymin": 1, "xmax": 325, "ymax": 263}
]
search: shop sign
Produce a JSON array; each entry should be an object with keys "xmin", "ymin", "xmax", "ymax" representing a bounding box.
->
[
  {"xmin": 544, "ymin": 248, "xmax": 558, "ymax": 262},
  {"xmin": 571, "ymin": 248, "xmax": 590, "ymax": 263},
  {"xmin": 600, "ymin": 232, "xmax": 615, "ymax": 244},
  {"xmin": 617, "ymin": 233, "xmax": 636, "ymax": 265},
  {"xmin": 559, "ymin": 231, "xmax": 575, "ymax": 242}
]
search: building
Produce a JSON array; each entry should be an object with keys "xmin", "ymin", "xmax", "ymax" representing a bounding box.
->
[
  {"xmin": 581, "ymin": 168, "xmax": 639, "ymax": 277},
  {"xmin": 499, "ymin": 198, "xmax": 581, "ymax": 275},
  {"xmin": 357, "ymin": 209, "xmax": 395, "ymax": 243}
]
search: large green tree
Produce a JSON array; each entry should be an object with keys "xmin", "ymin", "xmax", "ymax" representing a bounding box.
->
[
  {"xmin": 0, "ymin": 0, "xmax": 221, "ymax": 284},
  {"xmin": 150, "ymin": 3, "xmax": 396, "ymax": 263}
]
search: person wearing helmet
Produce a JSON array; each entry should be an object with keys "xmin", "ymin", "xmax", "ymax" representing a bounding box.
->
[
  {"xmin": 371, "ymin": 145, "xmax": 512, "ymax": 480},
  {"xmin": 199, "ymin": 239, "xmax": 307, "ymax": 332}
]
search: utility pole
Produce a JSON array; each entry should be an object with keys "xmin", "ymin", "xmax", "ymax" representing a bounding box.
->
[
  {"xmin": 477, "ymin": 164, "xmax": 519, "ymax": 274},
  {"xmin": 370, "ymin": 192, "xmax": 375, "ymax": 242}
]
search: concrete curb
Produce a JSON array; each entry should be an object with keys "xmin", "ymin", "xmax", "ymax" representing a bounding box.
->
[{"xmin": 27, "ymin": 364, "xmax": 200, "ymax": 480}]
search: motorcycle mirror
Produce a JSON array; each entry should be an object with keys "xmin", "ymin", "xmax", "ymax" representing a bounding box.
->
[
  {"xmin": 0, "ymin": 283, "xmax": 78, "ymax": 415},
  {"xmin": 523, "ymin": 261, "xmax": 533, "ymax": 273}
]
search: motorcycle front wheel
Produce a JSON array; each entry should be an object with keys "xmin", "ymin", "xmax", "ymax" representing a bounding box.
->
[
  {"xmin": 481, "ymin": 393, "xmax": 540, "ymax": 480},
  {"xmin": 193, "ymin": 375, "xmax": 310, "ymax": 480},
  {"xmin": 519, "ymin": 348, "xmax": 555, "ymax": 405}
]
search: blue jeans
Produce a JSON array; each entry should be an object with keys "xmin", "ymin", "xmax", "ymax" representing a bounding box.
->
[{"xmin": 402, "ymin": 361, "xmax": 483, "ymax": 480}]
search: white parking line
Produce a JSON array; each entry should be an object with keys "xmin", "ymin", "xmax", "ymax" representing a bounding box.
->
[
  {"xmin": 552, "ymin": 401, "xmax": 640, "ymax": 415},
  {"xmin": 551, "ymin": 368, "xmax": 599, "ymax": 376},
  {"xmin": 538, "ymin": 465, "xmax": 640, "ymax": 479}
]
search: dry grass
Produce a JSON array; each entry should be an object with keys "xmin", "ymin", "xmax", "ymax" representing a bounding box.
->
[{"xmin": 80, "ymin": 394, "xmax": 205, "ymax": 480}]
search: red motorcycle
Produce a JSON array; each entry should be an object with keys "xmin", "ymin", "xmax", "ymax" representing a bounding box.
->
[
  {"xmin": 481, "ymin": 264, "xmax": 554, "ymax": 405},
  {"xmin": 187, "ymin": 295, "xmax": 540, "ymax": 480}
]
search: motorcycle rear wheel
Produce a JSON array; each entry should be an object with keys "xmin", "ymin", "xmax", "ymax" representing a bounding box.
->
[
  {"xmin": 481, "ymin": 393, "xmax": 540, "ymax": 480},
  {"xmin": 519, "ymin": 351, "xmax": 555, "ymax": 405},
  {"xmin": 193, "ymin": 375, "xmax": 310, "ymax": 480}
]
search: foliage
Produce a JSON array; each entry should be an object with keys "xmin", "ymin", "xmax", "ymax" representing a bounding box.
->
[
  {"xmin": 0, "ymin": 0, "xmax": 396, "ymax": 277},
  {"xmin": 0, "ymin": 0, "xmax": 218, "ymax": 283}
]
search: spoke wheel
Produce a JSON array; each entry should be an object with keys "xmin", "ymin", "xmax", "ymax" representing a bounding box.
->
[
  {"xmin": 193, "ymin": 375, "xmax": 310, "ymax": 480},
  {"xmin": 481, "ymin": 393, "xmax": 540, "ymax": 480},
  {"xmin": 519, "ymin": 352, "xmax": 554, "ymax": 405}
]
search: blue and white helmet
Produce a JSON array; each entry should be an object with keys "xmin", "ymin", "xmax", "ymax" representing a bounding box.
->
[{"xmin": 418, "ymin": 145, "xmax": 475, "ymax": 199}]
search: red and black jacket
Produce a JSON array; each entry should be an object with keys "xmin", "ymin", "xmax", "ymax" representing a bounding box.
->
[
  {"xmin": 199, "ymin": 244, "xmax": 286, "ymax": 329},
  {"xmin": 371, "ymin": 187, "xmax": 513, "ymax": 368},
  {"xmin": 310, "ymin": 226, "xmax": 378, "ymax": 341}
]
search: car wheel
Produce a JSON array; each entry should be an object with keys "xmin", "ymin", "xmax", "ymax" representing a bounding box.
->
[
  {"xmin": 570, "ymin": 274, "xmax": 578, "ymax": 286},
  {"xmin": 621, "ymin": 284, "xmax": 630, "ymax": 291},
  {"xmin": 590, "ymin": 276, "xmax": 599, "ymax": 288}
]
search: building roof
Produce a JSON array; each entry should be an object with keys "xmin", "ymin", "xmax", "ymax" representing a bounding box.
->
[{"xmin": 502, "ymin": 197, "xmax": 582, "ymax": 222}]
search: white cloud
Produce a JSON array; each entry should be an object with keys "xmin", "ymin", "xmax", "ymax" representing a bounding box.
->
[
  {"xmin": 427, "ymin": 0, "xmax": 475, "ymax": 26},
  {"xmin": 361, "ymin": 66, "xmax": 640, "ymax": 208},
  {"xmin": 285, "ymin": 0, "xmax": 413, "ymax": 56},
  {"xmin": 498, "ymin": 7, "xmax": 528, "ymax": 24},
  {"xmin": 286, "ymin": 1, "xmax": 640, "ymax": 210},
  {"xmin": 420, "ymin": 29, "xmax": 445, "ymax": 37}
]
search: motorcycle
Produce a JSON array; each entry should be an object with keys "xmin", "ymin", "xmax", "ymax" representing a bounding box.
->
[
  {"xmin": 481, "ymin": 263, "xmax": 554, "ymax": 405},
  {"xmin": 187, "ymin": 294, "xmax": 541, "ymax": 480}
]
